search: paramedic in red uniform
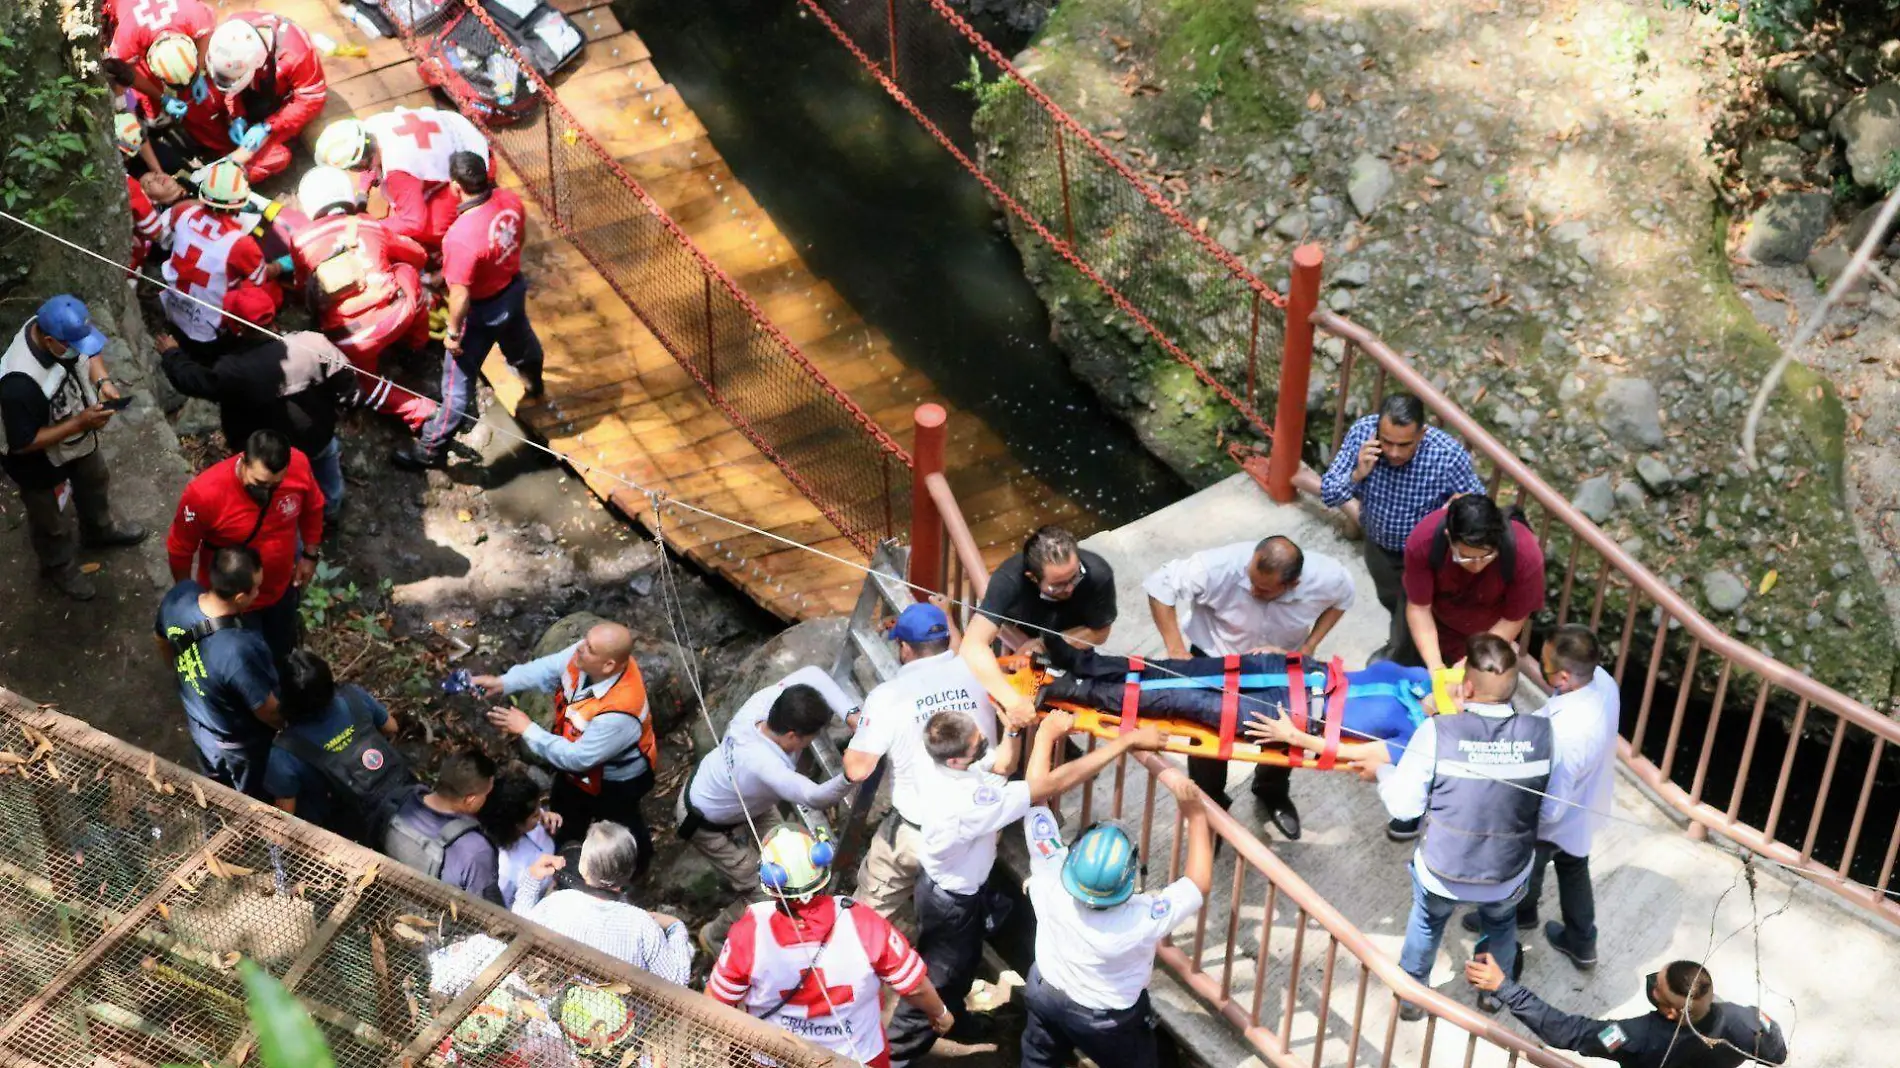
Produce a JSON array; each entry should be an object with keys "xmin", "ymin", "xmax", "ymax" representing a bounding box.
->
[
  {"xmin": 395, "ymin": 151, "xmax": 544, "ymax": 470},
  {"xmin": 477, "ymin": 622, "xmax": 659, "ymax": 871},
  {"xmin": 313, "ymin": 109, "xmax": 492, "ymax": 252},
  {"xmin": 290, "ymin": 167, "xmax": 438, "ymax": 432},
  {"xmin": 105, "ymin": 0, "xmax": 215, "ymax": 109},
  {"xmin": 166, "ymin": 428, "xmax": 324, "ymax": 663},
  {"xmin": 197, "ymin": 12, "xmax": 328, "ymax": 184},
  {"xmin": 160, "ymin": 159, "xmax": 283, "ymax": 356},
  {"xmin": 708, "ymin": 826, "xmax": 954, "ymax": 1068}
]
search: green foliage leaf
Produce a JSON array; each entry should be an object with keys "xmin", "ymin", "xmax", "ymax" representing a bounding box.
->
[{"xmin": 238, "ymin": 960, "xmax": 337, "ymax": 1068}]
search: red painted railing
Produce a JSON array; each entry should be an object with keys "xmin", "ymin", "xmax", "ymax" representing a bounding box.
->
[{"xmin": 386, "ymin": 0, "xmax": 913, "ymax": 555}]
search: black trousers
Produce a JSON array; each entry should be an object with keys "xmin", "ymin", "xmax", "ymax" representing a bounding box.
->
[
  {"xmin": 886, "ymin": 868, "xmax": 985, "ymax": 1065},
  {"xmin": 1020, "ymin": 964, "xmax": 1159, "ymax": 1068},
  {"xmin": 1363, "ymin": 539, "xmax": 1419, "ymax": 666},
  {"xmin": 1180, "ymin": 643, "xmax": 1293, "ymax": 812},
  {"xmin": 244, "ymin": 588, "xmax": 302, "ymax": 666},
  {"xmin": 1520, "ymin": 841, "xmax": 1595, "ymax": 945},
  {"xmin": 551, "ymin": 768, "xmax": 655, "ymax": 875}
]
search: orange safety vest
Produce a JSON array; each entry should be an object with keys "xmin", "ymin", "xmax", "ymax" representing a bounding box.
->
[{"xmin": 554, "ymin": 654, "xmax": 657, "ymax": 795}]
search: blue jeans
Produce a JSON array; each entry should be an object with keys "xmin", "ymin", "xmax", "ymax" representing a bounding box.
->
[
  {"xmin": 310, "ymin": 438, "xmax": 344, "ymax": 520},
  {"xmin": 420, "ymin": 274, "xmax": 543, "ymax": 455},
  {"xmin": 1397, "ymin": 864, "xmax": 1528, "ymax": 986}
]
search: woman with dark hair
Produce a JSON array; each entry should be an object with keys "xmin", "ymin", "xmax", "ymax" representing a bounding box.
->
[{"xmin": 480, "ymin": 766, "xmax": 561, "ymax": 914}]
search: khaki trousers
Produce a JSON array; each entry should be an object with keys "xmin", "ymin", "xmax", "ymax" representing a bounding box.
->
[{"xmin": 854, "ymin": 813, "xmax": 924, "ymax": 930}]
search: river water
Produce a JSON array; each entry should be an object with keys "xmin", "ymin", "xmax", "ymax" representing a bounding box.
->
[{"xmin": 616, "ymin": 0, "xmax": 1188, "ymax": 531}]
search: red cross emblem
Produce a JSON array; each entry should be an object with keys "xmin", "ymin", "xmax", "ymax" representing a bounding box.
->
[
  {"xmin": 391, "ymin": 111, "xmax": 443, "ymax": 150},
  {"xmin": 777, "ymin": 968, "xmax": 854, "ymax": 1019},
  {"xmin": 172, "ymin": 244, "xmax": 213, "ymax": 293}
]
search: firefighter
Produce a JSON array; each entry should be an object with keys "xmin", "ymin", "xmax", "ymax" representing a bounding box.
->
[
  {"xmin": 198, "ymin": 11, "xmax": 328, "ymax": 183},
  {"xmin": 313, "ymin": 108, "xmax": 492, "ymax": 253},
  {"xmin": 290, "ymin": 167, "xmax": 439, "ymax": 432},
  {"xmin": 160, "ymin": 159, "xmax": 284, "ymax": 355}
]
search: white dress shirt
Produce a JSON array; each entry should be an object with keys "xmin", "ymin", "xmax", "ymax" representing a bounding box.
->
[
  {"xmin": 917, "ymin": 756, "xmax": 1031, "ymax": 895},
  {"xmin": 1022, "ymin": 806, "xmax": 1204, "ymax": 1010},
  {"xmin": 1142, "ymin": 541, "xmax": 1356, "ymax": 655},
  {"xmin": 846, "ymin": 651, "xmax": 996, "ymax": 825},
  {"xmin": 1375, "ymin": 702, "xmax": 1558, "ymax": 902},
  {"xmin": 688, "ymin": 665, "xmax": 858, "ymax": 826},
  {"xmin": 1535, "ymin": 667, "xmax": 1621, "ymax": 857},
  {"xmin": 525, "ymin": 889, "xmax": 693, "ymax": 984}
]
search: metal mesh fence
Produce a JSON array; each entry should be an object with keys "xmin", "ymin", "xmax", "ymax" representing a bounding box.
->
[
  {"xmin": 395, "ymin": 0, "xmax": 911, "ymax": 556},
  {"xmin": 802, "ymin": 0, "xmax": 1287, "ymax": 441},
  {"xmin": 0, "ymin": 691, "xmax": 844, "ymax": 1068}
]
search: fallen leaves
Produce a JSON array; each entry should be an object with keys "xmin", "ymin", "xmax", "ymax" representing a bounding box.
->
[
  {"xmin": 191, "ymin": 782, "xmax": 207, "ymax": 809},
  {"xmin": 389, "ymin": 922, "xmax": 430, "ymax": 944},
  {"xmin": 353, "ymin": 862, "xmax": 381, "ymax": 896},
  {"xmin": 205, "ymin": 852, "xmax": 258, "ymax": 879},
  {"xmin": 1306, "ymin": 89, "xmax": 1326, "ymax": 110},
  {"xmin": 1758, "ymin": 570, "xmax": 1778, "ymax": 596},
  {"xmin": 79, "ymin": 563, "xmax": 102, "ymax": 575}
]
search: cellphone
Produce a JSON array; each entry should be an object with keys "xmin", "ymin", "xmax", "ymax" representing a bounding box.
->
[{"xmin": 99, "ymin": 395, "xmax": 134, "ymax": 411}]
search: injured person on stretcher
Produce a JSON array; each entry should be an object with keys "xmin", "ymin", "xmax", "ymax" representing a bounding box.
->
[{"xmin": 1010, "ymin": 644, "xmax": 1434, "ymax": 771}]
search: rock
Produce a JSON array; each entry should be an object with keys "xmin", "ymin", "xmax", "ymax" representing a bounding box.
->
[
  {"xmin": 1572, "ymin": 476, "xmax": 1615, "ymax": 523},
  {"xmin": 1740, "ymin": 192, "xmax": 1832, "ymax": 265},
  {"xmin": 1702, "ymin": 571, "xmax": 1748, "ymax": 614},
  {"xmin": 1740, "ymin": 139, "xmax": 1805, "ymax": 184},
  {"xmin": 1831, "ymin": 81, "xmax": 1900, "ymax": 189},
  {"xmin": 1804, "ymin": 242, "xmax": 1869, "ymax": 294},
  {"xmin": 1273, "ymin": 209, "xmax": 1310, "ymax": 240},
  {"xmin": 1334, "ymin": 261, "xmax": 1373, "ymax": 287},
  {"xmin": 692, "ymin": 618, "xmax": 849, "ymax": 756},
  {"xmin": 1844, "ymin": 201, "xmax": 1900, "ymax": 257},
  {"xmin": 173, "ymin": 398, "xmax": 223, "ymax": 439},
  {"xmin": 1835, "ymin": 591, "xmax": 1857, "ymax": 625},
  {"xmin": 1347, "ymin": 154, "xmax": 1395, "ymax": 217},
  {"xmin": 1593, "ymin": 377, "xmax": 1665, "ymax": 448},
  {"xmin": 1774, "ymin": 58, "xmax": 1849, "ymax": 127},
  {"xmin": 1327, "ymin": 288, "xmax": 1355, "ymax": 311},
  {"xmin": 1871, "ymin": 291, "xmax": 1900, "ymax": 320},
  {"xmin": 1806, "ymin": 611, "xmax": 1825, "ymax": 631},
  {"xmin": 1549, "ymin": 221, "xmax": 1591, "ymax": 245},
  {"xmin": 1882, "ymin": 40, "xmax": 1900, "ymax": 77},
  {"xmin": 1844, "ymin": 48, "xmax": 1879, "ymax": 87},
  {"xmin": 1614, "ymin": 480, "xmax": 1649, "ymax": 514},
  {"xmin": 1635, "ymin": 455, "xmax": 1676, "ymax": 494}
]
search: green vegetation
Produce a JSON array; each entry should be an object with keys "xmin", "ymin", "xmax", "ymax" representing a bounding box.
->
[
  {"xmin": 0, "ymin": 32, "xmax": 104, "ymax": 226},
  {"xmin": 1880, "ymin": 150, "xmax": 1900, "ymax": 194},
  {"xmin": 1153, "ymin": 0, "xmax": 1296, "ymax": 136}
]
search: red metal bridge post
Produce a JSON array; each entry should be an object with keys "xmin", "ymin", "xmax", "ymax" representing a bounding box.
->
[
  {"xmin": 908, "ymin": 404, "xmax": 948, "ymax": 598},
  {"xmin": 1266, "ymin": 244, "xmax": 1324, "ymax": 503}
]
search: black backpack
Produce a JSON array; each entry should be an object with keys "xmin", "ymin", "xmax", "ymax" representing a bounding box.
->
[
  {"xmin": 273, "ymin": 686, "xmax": 418, "ymax": 846},
  {"xmin": 383, "ymin": 788, "xmax": 489, "ymax": 880},
  {"xmin": 1428, "ymin": 503, "xmax": 1532, "ymax": 577}
]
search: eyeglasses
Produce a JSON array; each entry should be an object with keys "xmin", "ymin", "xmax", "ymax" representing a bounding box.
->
[
  {"xmin": 1449, "ymin": 545, "xmax": 1497, "ymax": 566},
  {"xmin": 1037, "ymin": 561, "xmax": 1087, "ymax": 599}
]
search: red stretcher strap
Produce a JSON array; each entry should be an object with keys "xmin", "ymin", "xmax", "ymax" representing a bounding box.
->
[
  {"xmin": 1283, "ymin": 654, "xmax": 1308, "ymax": 769},
  {"xmin": 1317, "ymin": 657, "xmax": 1349, "ymax": 771},
  {"xmin": 1216, "ymin": 655, "xmax": 1241, "ymax": 761},
  {"xmin": 1119, "ymin": 656, "xmax": 1143, "ymax": 735}
]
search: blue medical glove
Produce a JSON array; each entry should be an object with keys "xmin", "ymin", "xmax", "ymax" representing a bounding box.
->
[
  {"xmin": 189, "ymin": 75, "xmax": 210, "ymax": 104},
  {"xmin": 228, "ymin": 116, "xmax": 249, "ymax": 146},
  {"xmin": 273, "ymin": 255, "xmax": 295, "ymax": 275},
  {"xmin": 238, "ymin": 121, "xmax": 271, "ymax": 153},
  {"xmin": 162, "ymin": 95, "xmax": 188, "ymax": 119}
]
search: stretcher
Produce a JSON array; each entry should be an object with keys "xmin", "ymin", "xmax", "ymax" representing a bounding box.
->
[{"xmin": 1003, "ymin": 653, "xmax": 1356, "ymax": 769}]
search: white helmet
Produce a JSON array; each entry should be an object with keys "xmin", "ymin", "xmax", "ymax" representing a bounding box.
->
[
  {"xmin": 298, "ymin": 167, "xmax": 359, "ymax": 218},
  {"xmin": 207, "ymin": 19, "xmax": 269, "ymax": 94},
  {"xmin": 313, "ymin": 119, "xmax": 369, "ymax": 170},
  {"xmin": 145, "ymin": 32, "xmax": 200, "ymax": 87}
]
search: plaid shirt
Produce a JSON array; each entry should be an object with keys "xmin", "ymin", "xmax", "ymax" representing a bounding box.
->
[{"xmin": 1320, "ymin": 415, "xmax": 1484, "ymax": 552}]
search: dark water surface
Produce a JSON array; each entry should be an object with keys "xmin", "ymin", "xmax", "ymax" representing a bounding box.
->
[{"xmin": 617, "ymin": 0, "xmax": 1189, "ymax": 530}]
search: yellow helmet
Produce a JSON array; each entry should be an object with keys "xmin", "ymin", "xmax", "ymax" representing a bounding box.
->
[
  {"xmin": 145, "ymin": 32, "xmax": 200, "ymax": 87},
  {"xmin": 112, "ymin": 113, "xmax": 145, "ymax": 157},
  {"xmin": 199, "ymin": 159, "xmax": 251, "ymax": 210},
  {"xmin": 313, "ymin": 119, "xmax": 369, "ymax": 170},
  {"xmin": 758, "ymin": 826, "xmax": 834, "ymax": 902}
]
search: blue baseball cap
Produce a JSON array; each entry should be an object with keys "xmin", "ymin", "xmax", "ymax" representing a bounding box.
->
[
  {"xmin": 36, "ymin": 295, "xmax": 107, "ymax": 357},
  {"xmin": 891, "ymin": 602, "xmax": 950, "ymax": 643}
]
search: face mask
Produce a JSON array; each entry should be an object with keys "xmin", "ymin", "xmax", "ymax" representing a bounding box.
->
[{"xmin": 243, "ymin": 477, "xmax": 275, "ymax": 507}]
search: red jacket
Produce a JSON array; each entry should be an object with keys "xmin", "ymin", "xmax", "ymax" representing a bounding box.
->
[
  {"xmin": 290, "ymin": 213, "xmax": 429, "ymax": 359},
  {"xmin": 183, "ymin": 12, "xmax": 326, "ymax": 159},
  {"xmin": 108, "ymin": 0, "xmax": 216, "ymax": 84},
  {"xmin": 166, "ymin": 451, "xmax": 324, "ymax": 609}
]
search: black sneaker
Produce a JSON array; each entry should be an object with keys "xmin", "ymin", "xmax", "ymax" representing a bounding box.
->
[
  {"xmin": 390, "ymin": 442, "xmax": 445, "ymax": 471},
  {"xmin": 1386, "ymin": 816, "xmax": 1423, "ymax": 841},
  {"xmin": 1545, "ymin": 921, "xmax": 1598, "ymax": 971},
  {"xmin": 1461, "ymin": 910, "xmax": 1536, "ymax": 934},
  {"xmin": 81, "ymin": 522, "xmax": 148, "ymax": 549}
]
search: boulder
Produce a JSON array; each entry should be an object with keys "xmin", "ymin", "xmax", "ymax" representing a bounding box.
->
[
  {"xmin": 1593, "ymin": 377, "xmax": 1665, "ymax": 449},
  {"xmin": 1805, "ymin": 242, "xmax": 1870, "ymax": 295},
  {"xmin": 1635, "ymin": 455, "xmax": 1676, "ymax": 494},
  {"xmin": 1831, "ymin": 81, "xmax": 1900, "ymax": 189},
  {"xmin": 1774, "ymin": 58, "xmax": 1849, "ymax": 127},
  {"xmin": 1844, "ymin": 201, "xmax": 1900, "ymax": 257},
  {"xmin": 1739, "ymin": 192, "xmax": 1832, "ymax": 266},
  {"xmin": 1740, "ymin": 139, "xmax": 1805, "ymax": 184},
  {"xmin": 690, "ymin": 618, "xmax": 850, "ymax": 758},
  {"xmin": 1702, "ymin": 571, "xmax": 1748, "ymax": 614},
  {"xmin": 1347, "ymin": 154, "xmax": 1394, "ymax": 217},
  {"xmin": 1572, "ymin": 476, "xmax": 1615, "ymax": 524},
  {"xmin": 1333, "ymin": 261, "xmax": 1373, "ymax": 287}
]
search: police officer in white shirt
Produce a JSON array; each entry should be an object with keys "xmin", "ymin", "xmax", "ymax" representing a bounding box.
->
[
  {"xmin": 1019, "ymin": 707, "xmax": 1212, "ymax": 1068},
  {"xmin": 1462, "ymin": 623, "xmax": 1619, "ymax": 970},
  {"xmin": 883, "ymin": 706, "xmax": 1165, "ymax": 1065},
  {"xmin": 677, "ymin": 664, "xmax": 860, "ymax": 949},
  {"xmin": 843, "ymin": 602, "xmax": 995, "ymax": 925},
  {"xmin": 1145, "ymin": 535, "xmax": 1356, "ymax": 840},
  {"xmin": 1372, "ymin": 634, "xmax": 1562, "ymax": 1018}
]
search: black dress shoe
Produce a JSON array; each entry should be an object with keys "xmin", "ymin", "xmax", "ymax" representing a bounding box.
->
[
  {"xmin": 1461, "ymin": 909, "xmax": 1536, "ymax": 934},
  {"xmin": 1263, "ymin": 798, "xmax": 1301, "ymax": 840},
  {"xmin": 81, "ymin": 522, "xmax": 148, "ymax": 548},
  {"xmin": 390, "ymin": 443, "xmax": 444, "ymax": 471},
  {"xmin": 1545, "ymin": 921, "xmax": 1598, "ymax": 970},
  {"xmin": 1386, "ymin": 816, "xmax": 1423, "ymax": 841},
  {"xmin": 1397, "ymin": 1001, "xmax": 1425, "ymax": 1022}
]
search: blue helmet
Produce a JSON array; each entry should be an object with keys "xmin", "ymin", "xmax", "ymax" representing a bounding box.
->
[{"xmin": 1061, "ymin": 822, "xmax": 1139, "ymax": 908}]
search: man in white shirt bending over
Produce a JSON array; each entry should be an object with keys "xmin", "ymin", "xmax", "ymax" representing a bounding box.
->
[
  {"xmin": 1145, "ymin": 535, "xmax": 1356, "ymax": 840},
  {"xmin": 1018, "ymin": 709, "xmax": 1213, "ymax": 1068},
  {"xmin": 1461, "ymin": 623, "xmax": 1619, "ymax": 971},
  {"xmin": 883, "ymin": 706, "xmax": 1164, "ymax": 1066},
  {"xmin": 844, "ymin": 602, "xmax": 995, "ymax": 926},
  {"xmin": 676, "ymin": 664, "xmax": 860, "ymax": 948}
]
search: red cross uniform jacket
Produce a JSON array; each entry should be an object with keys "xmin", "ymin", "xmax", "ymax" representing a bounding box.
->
[{"xmin": 166, "ymin": 451, "xmax": 324, "ymax": 610}]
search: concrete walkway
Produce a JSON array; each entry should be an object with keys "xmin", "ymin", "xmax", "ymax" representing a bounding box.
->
[{"xmin": 992, "ymin": 474, "xmax": 1900, "ymax": 1067}]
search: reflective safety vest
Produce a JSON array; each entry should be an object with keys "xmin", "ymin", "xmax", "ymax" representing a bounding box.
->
[
  {"xmin": 554, "ymin": 655, "xmax": 656, "ymax": 795},
  {"xmin": 0, "ymin": 320, "xmax": 99, "ymax": 467},
  {"xmin": 1421, "ymin": 710, "xmax": 1552, "ymax": 885}
]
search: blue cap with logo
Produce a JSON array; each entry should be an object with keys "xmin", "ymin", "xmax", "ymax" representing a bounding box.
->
[
  {"xmin": 891, "ymin": 602, "xmax": 950, "ymax": 643},
  {"xmin": 37, "ymin": 295, "xmax": 107, "ymax": 357}
]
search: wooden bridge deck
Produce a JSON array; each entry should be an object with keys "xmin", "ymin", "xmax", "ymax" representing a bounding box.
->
[{"xmin": 250, "ymin": 0, "xmax": 1090, "ymax": 619}]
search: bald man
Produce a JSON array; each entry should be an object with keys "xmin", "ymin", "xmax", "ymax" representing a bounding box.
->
[{"xmin": 481, "ymin": 622, "xmax": 659, "ymax": 869}]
